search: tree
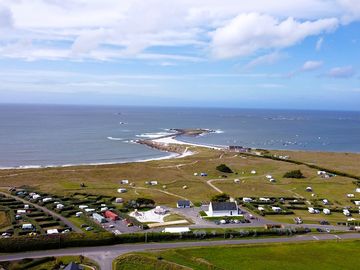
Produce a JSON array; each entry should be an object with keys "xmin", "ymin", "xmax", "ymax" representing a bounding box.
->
[
  {"xmin": 211, "ymin": 193, "xmax": 230, "ymax": 202},
  {"xmin": 216, "ymin": 164, "xmax": 233, "ymax": 173},
  {"xmin": 283, "ymin": 170, "xmax": 305, "ymax": 179}
]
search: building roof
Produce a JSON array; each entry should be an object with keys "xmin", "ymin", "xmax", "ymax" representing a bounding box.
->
[
  {"xmin": 211, "ymin": 201, "xmax": 237, "ymax": 211},
  {"xmin": 64, "ymin": 262, "xmax": 82, "ymax": 270},
  {"xmin": 177, "ymin": 200, "xmax": 190, "ymax": 206}
]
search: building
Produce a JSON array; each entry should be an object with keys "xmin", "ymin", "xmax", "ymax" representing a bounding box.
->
[
  {"xmin": 272, "ymin": 206, "xmax": 282, "ymax": 213},
  {"xmin": 115, "ymin": 198, "xmax": 123, "ymax": 203},
  {"xmin": 207, "ymin": 201, "xmax": 240, "ymax": 217},
  {"xmin": 56, "ymin": 204, "xmax": 64, "ymax": 209},
  {"xmin": 228, "ymin": 146, "xmax": 251, "ymax": 153},
  {"xmin": 323, "ymin": 208, "xmax": 331, "ymax": 215},
  {"xmin": 177, "ymin": 200, "xmax": 191, "ymax": 208},
  {"xmin": 93, "ymin": 213, "xmax": 106, "ymax": 223},
  {"xmin": 154, "ymin": 206, "xmax": 167, "ymax": 215},
  {"xmin": 242, "ymin": 197, "xmax": 252, "ymax": 203},
  {"xmin": 117, "ymin": 188, "xmax": 127, "ymax": 193},
  {"xmin": 120, "ymin": 179, "xmax": 129, "ymax": 184},
  {"xmin": 22, "ymin": 223, "xmax": 33, "ymax": 230},
  {"xmin": 47, "ymin": 229, "xmax": 59, "ymax": 235},
  {"xmin": 104, "ymin": 210, "xmax": 119, "ymax": 221}
]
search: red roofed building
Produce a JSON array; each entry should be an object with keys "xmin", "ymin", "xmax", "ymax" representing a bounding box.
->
[{"xmin": 104, "ymin": 210, "xmax": 119, "ymax": 221}]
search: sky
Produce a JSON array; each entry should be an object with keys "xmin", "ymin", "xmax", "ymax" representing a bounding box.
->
[{"xmin": 0, "ymin": 0, "xmax": 359, "ymax": 110}]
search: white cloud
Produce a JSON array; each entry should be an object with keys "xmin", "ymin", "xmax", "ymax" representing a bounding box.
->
[
  {"xmin": 326, "ymin": 65, "xmax": 355, "ymax": 78},
  {"xmin": 211, "ymin": 13, "xmax": 338, "ymax": 59},
  {"xmin": 0, "ymin": 1, "xmax": 358, "ymax": 61},
  {"xmin": 301, "ymin": 60, "xmax": 323, "ymax": 71},
  {"xmin": 316, "ymin": 37, "xmax": 324, "ymax": 50},
  {"xmin": 244, "ymin": 52, "xmax": 286, "ymax": 69}
]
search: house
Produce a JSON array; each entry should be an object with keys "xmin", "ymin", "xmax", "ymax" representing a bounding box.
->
[
  {"xmin": 265, "ymin": 175, "xmax": 272, "ymax": 179},
  {"xmin": 104, "ymin": 210, "xmax": 119, "ymax": 221},
  {"xmin": 120, "ymin": 179, "xmax": 129, "ymax": 184},
  {"xmin": 177, "ymin": 200, "xmax": 191, "ymax": 208},
  {"xmin": 163, "ymin": 227, "xmax": 190, "ymax": 233},
  {"xmin": 117, "ymin": 188, "xmax": 127, "ymax": 193},
  {"xmin": 356, "ymin": 188, "xmax": 360, "ymax": 193},
  {"xmin": 323, "ymin": 208, "xmax": 331, "ymax": 215},
  {"xmin": 271, "ymin": 206, "xmax": 282, "ymax": 213},
  {"xmin": 93, "ymin": 213, "xmax": 106, "ymax": 223},
  {"xmin": 46, "ymin": 229, "xmax": 59, "ymax": 235},
  {"xmin": 22, "ymin": 223, "xmax": 33, "ymax": 230},
  {"xmin": 207, "ymin": 201, "xmax": 240, "ymax": 217},
  {"xmin": 17, "ymin": 209, "xmax": 26, "ymax": 214},
  {"xmin": 84, "ymin": 208, "xmax": 95, "ymax": 213}
]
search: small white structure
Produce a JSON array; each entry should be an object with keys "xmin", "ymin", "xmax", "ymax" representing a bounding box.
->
[
  {"xmin": 251, "ymin": 170, "xmax": 257, "ymax": 174},
  {"xmin": 154, "ymin": 206, "xmax": 167, "ymax": 215},
  {"xmin": 206, "ymin": 201, "xmax": 240, "ymax": 217},
  {"xmin": 306, "ymin": 187, "xmax": 312, "ymax": 192},
  {"xmin": 42, "ymin": 197, "xmax": 52, "ymax": 203},
  {"xmin": 79, "ymin": 205, "xmax": 88, "ymax": 209},
  {"xmin": 24, "ymin": 204, "xmax": 29, "ymax": 209},
  {"xmin": 85, "ymin": 208, "xmax": 95, "ymax": 213},
  {"xmin": 242, "ymin": 197, "xmax": 253, "ymax": 203},
  {"xmin": 234, "ymin": 179, "xmax": 240, "ymax": 183},
  {"xmin": 356, "ymin": 188, "xmax": 360, "ymax": 193},
  {"xmin": 100, "ymin": 207, "xmax": 108, "ymax": 212},
  {"xmin": 194, "ymin": 173, "xmax": 198, "ymax": 176},
  {"xmin": 93, "ymin": 213, "xmax": 106, "ymax": 223},
  {"xmin": 32, "ymin": 194, "xmax": 41, "ymax": 200},
  {"xmin": 343, "ymin": 209, "xmax": 351, "ymax": 216},
  {"xmin": 272, "ymin": 206, "xmax": 282, "ymax": 213},
  {"xmin": 75, "ymin": 212, "xmax": 83, "ymax": 217},
  {"xmin": 182, "ymin": 185, "xmax": 188, "ymax": 189},
  {"xmin": 120, "ymin": 179, "xmax": 129, "ymax": 184},
  {"xmin": 22, "ymin": 223, "xmax": 33, "ymax": 230},
  {"xmin": 56, "ymin": 204, "xmax": 64, "ymax": 209},
  {"xmin": 322, "ymin": 199, "xmax": 329, "ymax": 205},
  {"xmin": 47, "ymin": 229, "xmax": 59, "ymax": 235},
  {"xmin": 17, "ymin": 209, "xmax": 26, "ymax": 214},
  {"xmin": 115, "ymin": 198, "xmax": 123, "ymax": 203},
  {"xmin": 354, "ymin": 201, "xmax": 360, "ymax": 206},
  {"xmin": 117, "ymin": 188, "xmax": 127, "ymax": 193},
  {"xmin": 163, "ymin": 227, "xmax": 190, "ymax": 233},
  {"xmin": 150, "ymin": 181, "xmax": 158, "ymax": 185},
  {"xmin": 308, "ymin": 207, "xmax": 315, "ymax": 214},
  {"xmin": 259, "ymin": 197, "xmax": 271, "ymax": 202},
  {"xmin": 258, "ymin": 206, "xmax": 265, "ymax": 211},
  {"xmin": 347, "ymin": 194, "xmax": 355, "ymax": 198},
  {"xmin": 323, "ymin": 208, "xmax": 331, "ymax": 215}
]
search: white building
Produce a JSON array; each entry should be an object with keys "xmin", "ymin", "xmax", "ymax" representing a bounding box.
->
[
  {"xmin": 347, "ymin": 194, "xmax": 355, "ymax": 198},
  {"xmin": 242, "ymin": 197, "xmax": 253, "ymax": 203},
  {"xmin": 343, "ymin": 209, "xmax": 351, "ymax": 216},
  {"xmin": 120, "ymin": 179, "xmax": 129, "ymax": 184},
  {"xmin": 163, "ymin": 227, "xmax": 190, "ymax": 233},
  {"xmin": 22, "ymin": 223, "xmax": 33, "ymax": 230},
  {"xmin": 206, "ymin": 201, "xmax": 240, "ymax": 217},
  {"xmin": 176, "ymin": 200, "xmax": 191, "ymax": 208},
  {"xmin": 323, "ymin": 208, "xmax": 331, "ymax": 215},
  {"xmin": 56, "ymin": 204, "xmax": 64, "ymax": 209},
  {"xmin": 117, "ymin": 188, "xmax": 127, "ymax": 193},
  {"xmin": 42, "ymin": 197, "xmax": 52, "ymax": 203},
  {"xmin": 322, "ymin": 199, "xmax": 329, "ymax": 205},
  {"xmin": 79, "ymin": 205, "xmax": 88, "ymax": 209},
  {"xmin": 354, "ymin": 201, "xmax": 360, "ymax": 206},
  {"xmin": 271, "ymin": 206, "xmax": 282, "ymax": 213},
  {"xmin": 93, "ymin": 213, "xmax": 106, "ymax": 223},
  {"xmin": 308, "ymin": 207, "xmax": 315, "ymax": 214},
  {"xmin": 47, "ymin": 229, "xmax": 59, "ymax": 235},
  {"xmin": 259, "ymin": 197, "xmax": 271, "ymax": 202}
]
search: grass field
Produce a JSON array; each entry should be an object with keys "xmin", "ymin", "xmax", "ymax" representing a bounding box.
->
[
  {"xmin": 114, "ymin": 240, "xmax": 360, "ymax": 270},
  {"xmin": 0, "ymin": 146, "xmax": 359, "ymax": 224},
  {"xmin": 0, "ymin": 210, "xmax": 11, "ymax": 228}
]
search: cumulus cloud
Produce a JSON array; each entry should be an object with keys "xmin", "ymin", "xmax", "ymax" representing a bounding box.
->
[
  {"xmin": 301, "ymin": 60, "xmax": 323, "ymax": 71},
  {"xmin": 211, "ymin": 13, "xmax": 338, "ymax": 59},
  {"xmin": 326, "ymin": 66, "xmax": 355, "ymax": 78},
  {"xmin": 0, "ymin": 0, "xmax": 358, "ymax": 61}
]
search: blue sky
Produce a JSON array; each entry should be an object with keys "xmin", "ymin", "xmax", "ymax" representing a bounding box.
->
[{"xmin": 0, "ymin": 0, "xmax": 359, "ymax": 110}]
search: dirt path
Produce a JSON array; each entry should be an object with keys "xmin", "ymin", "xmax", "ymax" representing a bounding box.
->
[{"xmin": 132, "ymin": 187, "xmax": 189, "ymax": 200}]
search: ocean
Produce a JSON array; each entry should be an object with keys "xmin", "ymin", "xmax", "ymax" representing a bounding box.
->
[{"xmin": 1, "ymin": 104, "xmax": 360, "ymax": 168}]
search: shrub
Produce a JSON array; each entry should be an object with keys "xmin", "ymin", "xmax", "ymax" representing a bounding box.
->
[
  {"xmin": 211, "ymin": 193, "xmax": 230, "ymax": 202},
  {"xmin": 283, "ymin": 170, "xmax": 305, "ymax": 179},
  {"xmin": 216, "ymin": 164, "xmax": 233, "ymax": 173}
]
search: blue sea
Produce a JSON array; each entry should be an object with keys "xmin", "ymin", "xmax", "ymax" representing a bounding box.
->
[{"xmin": 1, "ymin": 104, "xmax": 360, "ymax": 168}]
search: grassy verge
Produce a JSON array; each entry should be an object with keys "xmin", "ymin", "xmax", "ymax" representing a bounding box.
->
[{"xmin": 114, "ymin": 240, "xmax": 360, "ymax": 270}]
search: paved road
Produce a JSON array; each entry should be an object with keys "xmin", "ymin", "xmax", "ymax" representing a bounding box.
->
[
  {"xmin": 0, "ymin": 233, "xmax": 359, "ymax": 270},
  {"xmin": 0, "ymin": 191, "xmax": 82, "ymax": 233}
]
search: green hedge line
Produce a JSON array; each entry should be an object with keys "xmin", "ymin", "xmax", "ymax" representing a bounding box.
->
[{"xmin": 0, "ymin": 228, "xmax": 309, "ymax": 253}]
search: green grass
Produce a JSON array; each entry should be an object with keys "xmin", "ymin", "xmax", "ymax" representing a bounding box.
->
[
  {"xmin": 114, "ymin": 240, "xmax": 360, "ymax": 270},
  {"xmin": 0, "ymin": 210, "xmax": 11, "ymax": 229}
]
